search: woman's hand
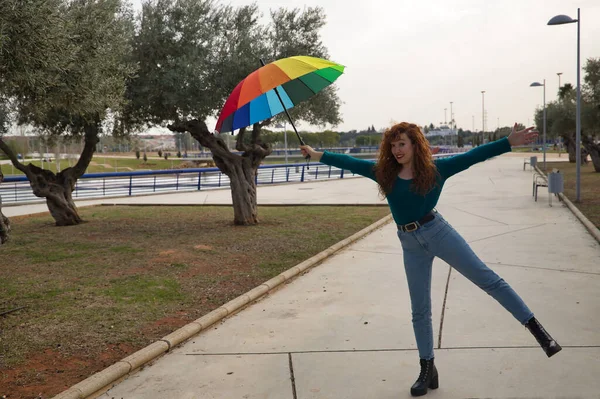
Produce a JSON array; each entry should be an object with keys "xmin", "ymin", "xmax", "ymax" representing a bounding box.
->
[
  {"xmin": 300, "ymin": 145, "xmax": 323, "ymax": 162},
  {"xmin": 508, "ymin": 123, "xmax": 538, "ymax": 147}
]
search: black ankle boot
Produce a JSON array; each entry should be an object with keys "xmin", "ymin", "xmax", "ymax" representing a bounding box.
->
[
  {"xmin": 410, "ymin": 358, "xmax": 439, "ymax": 397},
  {"xmin": 525, "ymin": 317, "xmax": 562, "ymax": 357}
]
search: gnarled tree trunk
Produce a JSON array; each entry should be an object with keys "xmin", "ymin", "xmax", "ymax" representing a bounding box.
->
[
  {"xmin": 0, "ymin": 127, "xmax": 99, "ymax": 226},
  {"xmin": 167, "ymin": 120, "xmax": 272, "ymax": 225},
  {"xmin": 582, "ymin": 134, "xmax": 600, "ymax": 172},
  {"xmin": 561, "ymin": 132, "xmax": 588, "ymax": 164},
  {"xmin": 0, "ymin": 170, "xmax": 11, "ymax": 245},
  {"xmin": 227, "ymin": 159, "xmax": 259, "ymax": 224},
  {"xmin": 562, "ymin": 133, "xmax": 577, "ymax": 163}
]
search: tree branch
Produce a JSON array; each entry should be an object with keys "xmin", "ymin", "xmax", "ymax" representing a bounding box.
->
[
  {"xmin": 235, "ymin": 127, "xmax": 251, "ymax": 152},
  {"xmin": 55, "ymin": 124, "xmax": 99, "ymax": 191},
  {"xmin": 0, "ymin": 139, "xmax": 29, "ymax": 175},
  {"xmin": 70, "ymin": 125, "xmax": 99, "ymax": 178},
  {"xmin": 246, "ymin": 123, "xmax": 273, "ymax": 169},
  {"xmin": 167, "ymin": 119, "xmax": 239, "ymax": 172},
  {"xmin": 251, "ymin": 123, "xmax": 261, "ymax": 145}
]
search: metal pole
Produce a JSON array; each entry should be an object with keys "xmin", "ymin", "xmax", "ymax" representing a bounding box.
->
[
  {"xmin": 284, "ymin": 122, "xmax": 288, "ymax": 165},
  {"xmin": 259, "ymin": 59, "xmax": 304, "ymax": 146},
  {"xmin": 450, "ymin": 102, "xmax": 453, "ymax": 126},
  {"xmin": 481, "ymin": 91, "xmax": 485, "ymax": 144},
  {"xmin": 259, "ymin": 58, "xmax": 309, "ymax": 166},
  {"xmin": 543, "ymin": 79, "xmax": 547, "ymax": 169},
  {"xmin": 450, "ymin": 101, "xmax": 453, "ymax": 146},
  {"xmin": 575, "ymin": 8, "xmax": 581, "ymax": 202}
]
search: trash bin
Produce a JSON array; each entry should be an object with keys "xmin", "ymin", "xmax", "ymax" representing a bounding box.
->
[
  {"xmin": 548, "ymin": 171, "xmax": 564, "ymax": 194},
  {"xmin": 530, "ymin": 156, "xmax": 537, "ymax": 168}
]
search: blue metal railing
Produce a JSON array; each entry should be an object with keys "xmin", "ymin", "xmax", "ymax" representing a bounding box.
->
[
  {"xmin": 0, "ymin": 163, "xmax": 352, "ymax": 204},
  {"xmin": 1, "ymin": 153, "xmax": 457, "ymax": 205}
]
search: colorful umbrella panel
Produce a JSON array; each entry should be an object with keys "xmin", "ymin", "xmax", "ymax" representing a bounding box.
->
[{"xmin": 215, "ymin": 56, "xmax": 344, "ymax": 133}]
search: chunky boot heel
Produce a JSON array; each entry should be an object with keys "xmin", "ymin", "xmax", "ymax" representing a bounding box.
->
[
  {"xmin": 428, "ymin": 374, "xmax": 439, "ymax": 390},
  {"xmin": 410, "ymin": 358, "xmax": 439, "ymax": 397},
  {"xmin": 525, "ymin": 317, "xmax": 562, "ymax": 358}
]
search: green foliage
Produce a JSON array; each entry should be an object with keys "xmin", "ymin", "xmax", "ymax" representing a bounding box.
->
[
  {"xmin": 535, "ymin": 85, "xmax": 576, "ymax": 139},
  {"xmin": 266, "ymin": 7, "xmax": 341, "ymax": 127},
  {"xmin": 0, "ymin": 138, "xmax": 25, "ymax": 158},
  {"xmin": 119, "ymin": 0, "xmax": 227, "ymax": 128},
  {"xmin": 0, "ymin": 98, "xmax": 9, "ymax": 136},
  {"xmin": 1, "ymin": 0, "xmax": 343, "ymax": 153},
  {"xmin": 122, "ymin": 2, "xmax": 341, "ymax": 130},
  {"xmin": 0, "ymin": 0, "xmax": 72, "ymax": 109},
  {"xmin": 1, "ymin": 0, "xmax": 136, "ymax": 139},
  {"xmin": 532, "ymin": 62, "xmax": 600, "ymax": 141},
  {"xmin": 355, "ymin": 135, "xmax": 381, "ymax": 146},
  {"xmin": 583, "ymin": 58, "xmax": 600, "ymax": 134},
  {"xmin": 584, "ymin": 59, "xmax": 600, "ymax": 106}
]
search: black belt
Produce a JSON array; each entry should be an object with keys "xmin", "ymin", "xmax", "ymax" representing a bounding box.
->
[{"xmin": 397, "ymin": 211, "xmax": 436, "ymax": 233}]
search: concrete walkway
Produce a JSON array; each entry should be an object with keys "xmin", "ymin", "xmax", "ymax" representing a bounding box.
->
[{"xmin": 8, "ymin": 154, "xmax": 598, "ymax": 398}]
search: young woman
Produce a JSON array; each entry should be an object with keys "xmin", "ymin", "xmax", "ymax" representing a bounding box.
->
[{"xmin": 300, "ymin": 122, "xmax": 561, "ymax": 397}]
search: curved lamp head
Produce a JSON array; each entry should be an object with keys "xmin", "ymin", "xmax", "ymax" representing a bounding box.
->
[
  {"xmin": 548, "ymin": 15, "xmax": 577, "ymax": 25},
  {"xmin": 530, "ymin": 82, "xmax": 544, "ymax": 87}
]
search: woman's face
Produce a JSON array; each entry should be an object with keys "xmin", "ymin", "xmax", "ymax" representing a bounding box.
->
[{"xmin": 390, "ymin": 133, "xmax": 414, "ymax": 166}]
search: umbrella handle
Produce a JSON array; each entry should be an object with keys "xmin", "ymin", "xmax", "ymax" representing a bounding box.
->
[{"xmin": 298, "ymin": 137, "xmax": 311, "ymax": 169}]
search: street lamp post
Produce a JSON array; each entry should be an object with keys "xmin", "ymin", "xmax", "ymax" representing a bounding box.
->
[
  {"xmin": 450, "ymin": 101, "xmax": 454, "ymax": 146},
  {"xmin": 530, "ymin": 80, "xmax": 546, "ymax": 169},
  {"xmin": 548, "ymin": 9, "xmax": 581, "ymax": 202},
  {"xmin": 557, "ymin": 72, "xmax": 563, "ymax": 88},
  {"xmin": 481, "ymin": 91, "xmax": 486, "ymax": 144}
]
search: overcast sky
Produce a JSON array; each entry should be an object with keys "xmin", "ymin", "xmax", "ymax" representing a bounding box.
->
[{"xmin": 133, "ymin": 0, "xmax": 600, "ymax": 133}]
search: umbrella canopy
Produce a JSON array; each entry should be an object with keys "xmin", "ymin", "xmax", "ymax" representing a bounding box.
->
[{"xmin": 215, "ymin": 56, "xmax": 344, "ymax": 133}]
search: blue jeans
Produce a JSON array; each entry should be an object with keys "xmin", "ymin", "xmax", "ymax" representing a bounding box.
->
[{"xmin": 396, "ymin": 213, "xmax": 534, "ymax": 360}]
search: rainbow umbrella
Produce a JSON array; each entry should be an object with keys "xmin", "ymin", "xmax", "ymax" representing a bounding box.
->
[{"xmin": 215, "ymin": 56, "xmax": 345, "ymax": 145}]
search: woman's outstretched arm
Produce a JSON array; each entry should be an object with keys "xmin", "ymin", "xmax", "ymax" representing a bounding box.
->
[
  {"xmin": 300, "ymin": 145, "xmax": 377, "ymax": 180},
  {"xmin": 436, "ymin": 124, "xmax": 537, "ymax": 178}
]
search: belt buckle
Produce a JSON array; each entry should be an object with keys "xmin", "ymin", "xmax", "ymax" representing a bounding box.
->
[{"xmin": 404, "ymin": 222, "xmax": 418, "ymax": 232}]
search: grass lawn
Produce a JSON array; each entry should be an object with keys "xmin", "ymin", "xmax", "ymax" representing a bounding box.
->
[
  {"xmin": 538, "ymin": 161, "xmax": 600, "ymax": 229},
  {"xmin": 0, "ymin": 156, "xmax": 215, "ymax": 176},
  {"xmin": 0, "ymin": 205, "xmax": 390, "ymax": 398},
  {"xmin": 512, "ymin": 147, "xmax": 562, "ymax": 153}
]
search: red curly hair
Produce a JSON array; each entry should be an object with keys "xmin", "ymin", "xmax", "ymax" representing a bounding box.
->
[{"xmin": 375, "ymin": 122, "xmax": 438, "ymax": 197}]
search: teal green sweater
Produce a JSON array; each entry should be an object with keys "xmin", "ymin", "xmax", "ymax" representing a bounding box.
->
[{"xmin": 320, "ymin": 137, "xmax": 512, "ymax": 225}]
